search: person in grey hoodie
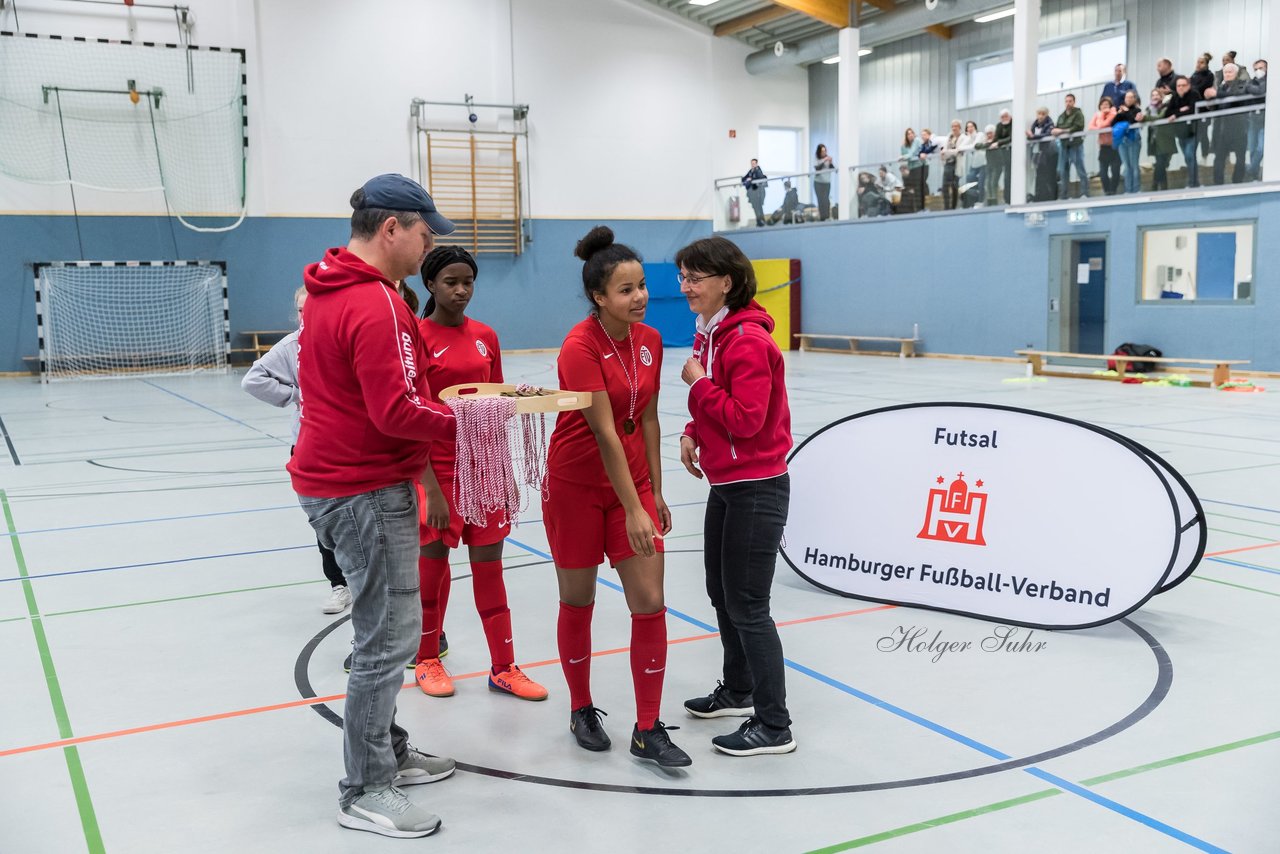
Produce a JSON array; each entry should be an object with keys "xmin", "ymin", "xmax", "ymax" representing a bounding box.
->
[{"xmin": 241, "ymin": 286, "xmax": 352, "ymax": 615}]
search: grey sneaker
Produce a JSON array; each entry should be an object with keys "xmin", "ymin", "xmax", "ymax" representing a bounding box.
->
[
  {"xmin": 337, "ymin": 786, "xmax": 441, "ymax": 838},
  {"xmin": 394, "ymin": 746, "xmax": 455, "ymax": 786},
  {"xmin": 322, "ymin": 585, "xmax": 352, "ymax": 614}
]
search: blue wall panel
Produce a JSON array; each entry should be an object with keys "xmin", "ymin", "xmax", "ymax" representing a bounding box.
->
[
  {"xmin": 724, "ymin": 192, "xmax": 1280, "ymax": 371},
  {"xmin": 0, "ymin": 216, "xmax": 710, "ymax": 373}
]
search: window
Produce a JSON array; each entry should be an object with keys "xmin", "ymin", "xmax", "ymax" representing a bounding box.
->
[
  {"xmin": 959, "ymin": 25, "xmax": 1128, "ymax": 108},
  {"xmin": 1138, "ymin": 223, "xmax": 1255, "ymax": 303}
]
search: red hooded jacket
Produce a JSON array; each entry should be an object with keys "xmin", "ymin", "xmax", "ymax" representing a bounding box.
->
[
  {"xmin": 682, "ymin": 301, "xmax": 792, "ymax": 485},
  {"xmin": 287, "ymin": 247, "xmax": 456, "ymax": 498}
]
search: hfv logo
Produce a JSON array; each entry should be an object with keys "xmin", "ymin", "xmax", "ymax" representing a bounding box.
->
[{"xmin": 917, "ymin": 473, "xmax": 988, "ymax": 546}]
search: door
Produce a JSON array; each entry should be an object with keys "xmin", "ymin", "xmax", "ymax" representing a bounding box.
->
[{"xmin": 1048, "ymin": 235, "xmax": 1107, "ymax": 354}]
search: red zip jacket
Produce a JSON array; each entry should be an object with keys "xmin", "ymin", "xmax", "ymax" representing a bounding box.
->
[
  {"xmin": 682, "ymin": 301, "xmax": 792, "ymax": 485},
  {"xmin": 288, "ymin": 247, "xmax": 456, "ymax": 498}
]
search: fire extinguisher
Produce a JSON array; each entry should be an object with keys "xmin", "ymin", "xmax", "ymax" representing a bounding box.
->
[{"xmin": 728, "ymin": 196, "xmax": 741, "ymax": 223}]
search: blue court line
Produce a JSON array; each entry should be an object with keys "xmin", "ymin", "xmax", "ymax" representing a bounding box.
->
[
  {"xmin": 2, "ymin": 505, "xmax": 297, "ymax": 537},
  {"xmin": 0, "ymin": 544, "xmax": 313, "ymax": 584},
  {"xmin": 506, "ymin": 533, "xmax": 1224, "ymax": 851},
  {"xmin": 1205, "ymin": 556, "xmax": 1280, "ymax": 576},
  {"xmin": 142, "ymin": 380, "xmax": 288, "ymax": 444},
  {"xmin": 1202, "ymin": 498, "xmax": 1280, "ymax": 515}
]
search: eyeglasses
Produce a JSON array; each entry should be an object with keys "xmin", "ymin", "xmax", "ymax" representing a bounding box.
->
[{"xmin": 677, "ymin": 272, "xmax": 719, "ymax": 286}]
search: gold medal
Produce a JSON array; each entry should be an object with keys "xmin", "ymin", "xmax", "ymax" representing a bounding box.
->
[{"xmin": 623, "ymin": 418, "xmax": 636, "ymax": 435}]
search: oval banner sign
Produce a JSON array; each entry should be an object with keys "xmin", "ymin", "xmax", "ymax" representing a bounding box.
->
[{"xmin": 781, "ymin": 403, "xmax": 1205, "ymax": 630}]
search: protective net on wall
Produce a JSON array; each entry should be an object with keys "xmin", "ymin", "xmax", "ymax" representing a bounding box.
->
[
  {"xmin": 35, "ymin": 261, "xmax": 230, "ymax": 381},
  {"xmin": 0, "ymin": 31, "xmax": 247, "ymax": 231}
]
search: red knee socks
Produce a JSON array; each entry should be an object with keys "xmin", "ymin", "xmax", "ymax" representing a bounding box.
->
[
  {"xmin": 558, "ymin": 601, "xmax": 594, "ymax": 710},
  {"xmin": 630, "ymin": 609, "xmax": 667, "ymax": 731},
  {"xmin": 416, "ymin": 556, "xmax": 450, "ymax": 662},
  {"xmin": 471, "ymin": 560, "xmax": 513, "ymax": 672}
]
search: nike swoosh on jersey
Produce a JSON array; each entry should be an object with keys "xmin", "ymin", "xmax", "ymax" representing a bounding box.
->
[
  {"xmin": 433, "ymin": 347, "xmax": 450, "ymax": 358},
  {"xmin": 603, "ymin": 352, "xmax": 615, "ymax": 359}
]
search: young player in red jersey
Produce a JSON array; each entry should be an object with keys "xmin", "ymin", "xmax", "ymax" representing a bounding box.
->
[
  {"xmin": 542, "ymin": 226, "xmax": 690, "ymax": 767},
  {"xmin": 413, "ymin": 246, "xmax": 548, "ymax": 702}
]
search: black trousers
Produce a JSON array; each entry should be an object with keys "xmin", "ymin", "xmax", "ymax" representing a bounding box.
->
[
  {"xmin": 703, "ymin": 474, "xmax": 791, "ymax": 729},
  {"xmin": 1099, "ymin": 146, "xmax": 1121, "ymax": 194}
]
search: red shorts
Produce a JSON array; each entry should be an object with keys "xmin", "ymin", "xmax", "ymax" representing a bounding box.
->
[
  {"xmin": 416, "ymin": 478, "xmax": 508, "ymax": 549},
  {"xmin": 542, "ymin": 475, "xmax": 664, "ymax": 568}
]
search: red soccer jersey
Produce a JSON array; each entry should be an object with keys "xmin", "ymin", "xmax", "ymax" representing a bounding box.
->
[
  {"xmin": 547, "ymin": 317, "xmax": 662, "ymax": 488},
  {"xmin": 418, "ymin": 315, "xmax": 503, "ymax": 463}
]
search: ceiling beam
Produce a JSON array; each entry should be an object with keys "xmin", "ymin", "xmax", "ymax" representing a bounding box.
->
[
  {"xmin": 925, "ymin": 23, "xmax": 953, "ymax": 39},
  {"xmin": 713, "ymin": 4, "xmax": 791, "ymax": 37},
  {"xmin": 862, "ymin": 0, "xmax": 896, "ymax": 11},
  {"xmin": 772, "ymin": 0, "xmax": 848, "ymax": 30}
]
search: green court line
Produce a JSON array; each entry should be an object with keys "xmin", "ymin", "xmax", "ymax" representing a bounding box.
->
[
  {"xmin": 1192, "ymin": 575, "xmax": 1280, "ymax": 598},
  {"xmin": 2, "ymin": 491, "xmax": 105, "ymax": 854},
  {"xmin": 1206, "ymin": 511, "xmax": 1280, "ymax": 531},
  {"xmin": 807, "ymin": 730, "xmax": 1280, "ymax": 852},
  {"xmin": 1206, "ymin": 526, "xmax": 1278, "ymax": 543}
]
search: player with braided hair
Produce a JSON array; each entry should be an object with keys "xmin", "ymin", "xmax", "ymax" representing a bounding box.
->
[{"xmin": 412, "ymin": 245, "xmax": 548, "ymax": 702}]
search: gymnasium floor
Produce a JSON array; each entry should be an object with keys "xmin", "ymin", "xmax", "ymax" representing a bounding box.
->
[{"xmin": 1, "ymin": 351, "xmax": 1276, "ymax": 854}]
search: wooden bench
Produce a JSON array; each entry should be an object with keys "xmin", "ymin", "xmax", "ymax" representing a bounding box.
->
[
  {"xmin": 795, "ymin": 333, "xmax": 920, "ymax": 358},
  {"xmin": 1016, "ymin": 349, "xmax": 1249, "ymax": 388},
  {"xmin": 240, "ymin": 329, "xmax": 293, "ymax": 359}
]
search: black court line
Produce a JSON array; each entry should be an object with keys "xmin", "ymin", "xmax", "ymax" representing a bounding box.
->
[
  {"xmin": 0, "ymin": 414, "xmax": 19, "ymax": 465},
  {"xmin": 295, "ymin": 612, "xmax": 1172, "ymax": 798}
]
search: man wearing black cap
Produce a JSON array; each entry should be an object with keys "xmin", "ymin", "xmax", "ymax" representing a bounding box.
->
[{"xmin": 288, "ymin": 174, "xmax": 458, "ymax": 838}]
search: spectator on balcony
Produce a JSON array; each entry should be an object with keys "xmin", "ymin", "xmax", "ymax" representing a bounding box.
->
[
  {"xmin": 1027, "ymin": 107, "xmax": 1058, "ymax": 202},
  {"xmin": 972, "ymin": 124, "xmax": 1000, "ymax": 207},
  {"xmin": 1114, "ymin": 90, "xmax": 1146, "ymax": 194},
  {"xmin": 1103, "ymin": 64, "xmax": 1138, "ymax": 107},
  {"xmin": 1147, "ymin": 89, "xmax": 1177, "ymax": 191},
  {"xmin": 988, "ymin": 110, "xmax": 1013, "ymax": 205},
  {"xmin": 1166, "ymin": 75, "xmax": 1203, "ymax": 188},
  {"xmin": 895, "ymin": 164, "xmax": 922, "ymax": 214},
  {"xmin": 876, "ymin": 164, "xmax": 902, "ymax": 195},
  {"xmin": 1246, "ymin": 60, "xmax": 1267, "ymax": 180},
  {"xmin": 1190, "ymin": 53, "xmax": 1216, "ymax": 161},
  {"xmin": 919, "ymin": 128, "xmax": 940, "ymax": 203},
  {"xmin": 956, "ymin": 120, "xmax": 983, "ymax": 208},
  {"xmin": 940, "ymin": 120, "xmax": 963, "ymax": 210},
  {"xmin": 775, "ymin": 179, "xmax": 801, "ymax": 224},
  {"xmin": 1215, "ymin": 51, "xmax": 1250, "ymax": 88},
  {"xmin": 856, "ymin": 172, "xmax": 888, "ymax": 218},
  {"xmin": 1090, "ymin": 96, "xmax": 1121, "ymax": 194},
  {"xmin": 1053, "ymin": 93, "xmax": 1088, "ymax": 198},
  {"xmin": 813, "ymin": 144, "xmax": 835, "ymax": 221},
  {"xmin": 742, "ymin": 158, "xmax": 767, "ymax": 227},
  {"xmin": 1155, "ymin": 58, "xmax": 1177, "ymax": 93},
  {"xmin": 1206, "ymin": 64, "xmax": 1250, "ymax": 184},
  {"xmin": 900, "ymin": 128, "xmax": 926, "ymax": 207}
]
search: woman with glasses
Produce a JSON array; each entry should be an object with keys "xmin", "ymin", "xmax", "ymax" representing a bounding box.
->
[
  {"xmin": 676, "ymin": 237, "xmax": 796, "ymax": 757},
  {"xmin": 542, "ymin": 225, "xmax": 689, "ymax": 767}
]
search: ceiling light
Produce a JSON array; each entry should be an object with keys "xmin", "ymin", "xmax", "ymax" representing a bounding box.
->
[
  {"xmin": 974, "ymin": 7, "xmax": 1015, "ymax": 23},
  {"xmin": 822, "ymin": 55, "xmax": 840, "ymax": 64},
  {"xmin": 688, "ymin": 0, "xmax": 720, "ymax": 6},
  {"xmin": 859, "ymin": 47, "xmax": 873, "ymax": 56}
]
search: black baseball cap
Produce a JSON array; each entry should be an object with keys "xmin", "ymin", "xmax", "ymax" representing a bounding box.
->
[{"xmin": 357, "ymin": 173, "xmax": 455, "ymax": 236}]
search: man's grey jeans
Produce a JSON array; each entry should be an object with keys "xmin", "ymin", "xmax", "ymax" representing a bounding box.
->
[{"xmin": 298, "ymin": 481, "xmax": 420, "ymax": 807}]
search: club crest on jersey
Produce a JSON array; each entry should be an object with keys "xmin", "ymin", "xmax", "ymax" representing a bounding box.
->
[
  {"xmin": 475, "ymin": 339, "xmax": 488, "ymax": 357},
  {"xmin": 639, "ymin": 345, "xmax": 653, "ymax": 367}
]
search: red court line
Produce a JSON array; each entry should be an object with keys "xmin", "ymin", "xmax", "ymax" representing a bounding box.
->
[
  {"xmin": 1205, "ymin": 540, "xmax": 1280, "ymax": 558},
  {"xmin": 0, "ymin": 603, "xmax": 896, "ymax": 759}
]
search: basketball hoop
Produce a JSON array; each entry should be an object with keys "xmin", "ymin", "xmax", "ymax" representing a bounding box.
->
[{"xmin": 438, "ymin": 383, "xmax": 590, "ymax": 527}]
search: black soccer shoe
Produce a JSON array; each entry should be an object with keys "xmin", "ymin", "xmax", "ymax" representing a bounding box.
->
[
  {"xmin": 711, "ymin": 717, "xmax": 797, "ymax": 756},
  {"xmin": 630, "ymin": 721, "xmax": 692, "ymax": 767},
  {"xmin": 570, "ymin": 705, "xmax": 611, "ymax": 752},
  {"xmin": 684, "ymin": 681, "xmax": 755, "ymax": 719}
]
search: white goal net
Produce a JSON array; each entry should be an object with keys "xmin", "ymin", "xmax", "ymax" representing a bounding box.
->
[{"xmin": 35, "ymin": 261, "xmax": 230, "ymax": 382}]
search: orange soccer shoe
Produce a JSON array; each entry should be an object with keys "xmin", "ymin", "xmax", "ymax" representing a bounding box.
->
[
  {"xmin": 414, "ymin": 658, "xmax": 455, "ymax": 698},
  {"xmin": 488, "ymin": 664, "xmax": 549, "ymax": 701}
]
